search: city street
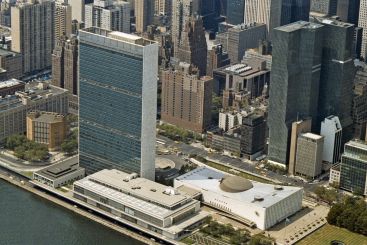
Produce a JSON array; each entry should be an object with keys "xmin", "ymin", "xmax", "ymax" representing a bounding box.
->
[{"xmin": 157, "ymin": 135, "xmax": 328, "ymax": 193}]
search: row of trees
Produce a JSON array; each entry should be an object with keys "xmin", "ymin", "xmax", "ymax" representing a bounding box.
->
[
  {"xmin": 314, "ymin": 186, "xmax": 338, "ymax": 204},
  {"xmin": 327, "ymin": 196, "xmax": 367, "ymax": 235},
  {"xmin": 158, "ymin": 124, "xmax": 202, "ymax": 143},
  {"xmin": 61, "ymin": 129, "xmax": 78, "ymax": 155},
  {"xmin": 5, "ymin": 134, "xmax": 49, "ymax": 162},
  {"xmin": 201, "ymin": 217, "xmax": 272, "ymax": 245}
]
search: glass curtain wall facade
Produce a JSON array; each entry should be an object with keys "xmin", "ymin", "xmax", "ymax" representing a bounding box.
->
[
  {"xmin": 268, "ymin": 21, "xmax": 323, "ymax": 166},
  {"xmin": 340, "ymin": 141, "xmax": 367, "ymax": 194},
  {"xmin": 78, "ymin": 28, "xmax": 158, "ymax": 180},
  {"xmin": 226, "ymin": 0, "xmax": 245, "ymax": 25}
]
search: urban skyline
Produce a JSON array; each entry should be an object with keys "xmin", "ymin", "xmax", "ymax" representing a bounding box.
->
[{"xmin": 0, "ymin": 0, "xmax": 366, "ymax": 245}]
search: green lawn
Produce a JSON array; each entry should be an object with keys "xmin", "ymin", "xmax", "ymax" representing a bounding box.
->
[{"xmin": 297, "ymin": 224, "xmax": 367, "ymax": 245}]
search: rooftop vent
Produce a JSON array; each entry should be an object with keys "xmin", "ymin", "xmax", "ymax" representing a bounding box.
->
[
  {"xmin": 274, "ymin": 185, "xmax": 283, "ymax": 191},
  {"xmin": 254, "ymin": 195, "xmax": 264, "ymax": 202}
]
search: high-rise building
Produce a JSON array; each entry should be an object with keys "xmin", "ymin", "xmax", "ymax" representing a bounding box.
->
[
  {"xmin": 70, "ymin": 0, "xmax": 85, "ymax": 22},
  {"xmin": 288, "ymin": 118, "xmax": 312, "ymax": 175},
  {"xmin": 337, "ymin": 0, "xmax": 360, "ymax": 25},
  {"xmin": 217, "ymin": 23, "xmax": 267, "ymax": 64},
  {"xmin": 268, "ymin": 21, "xmax": 323, "ymax": 166},
  {"xmin": 313, "ymin": 18, "xmax": 355, "ymax": 132},
  {"xmin": 295, "ymin": 133, "xmax": 324, "ymax": 179},
  {"xmin": 244, "ymin": 0, "xmax": 282, "ymax": 35},
  {"xmin": 358, "ymin": 0, "xmax": 367, "ymax": 58},
  {"xmin": 226, "ymin": 0, "xmax": 244, "ymax": 25},
  {"xmin": 55, "ymin": 0, "xmax": 72, "ymax": 42},
  {"xmin": 135, "ymin": 0, "xmax": 154, "ymax": 33},
  {"xmin": 340, "ymin": 140, "xmax": 367, "ymax": 195},
  {"xmin": 161, "ymin": 62, "xmax": 213, "ymax": 133},
  {"xmin": 154, "ymin": 0, "xmax": 172, "ymax": 16},
  {"xmin": 11, "ymin": 0, "xmax": 55, "ymax": 74},
  {"xmin": 85, "ymin": 0, "xmax": 131, "ymax": 33},
  {"xmin": 206, "ymin": 44, "xmax": 230, "ymax": 77},
  {"xmin": 52, "ymin": 35, "xmax": 79, "ymax": 96},
  {"xmin": 320, "ymin": 115, "xmax": 342, "ymax": 164},
  {"xmin": 353, "ymin": 68, "xmax": 367, "ymax": 139},
  {"xmin": 310, "ymin": 0, "xmax": 337, "ymax": 15},
  {"xmin": 79, "ymin": 28, "xmax": 158, "ymax": 180},
  {"xmin": 280, "ymin": 0, "xmax": 311, "ymax": 26},
  {"xmin": 240, "ymin": 114, "xmax": 266, "ymax": 159},
  {"xmin": 172, "ymin": 0, "xmax": 198, "ymax": 58},
  {"xmin": 176, "ymin": 16, "xmax": 207, "ymax": 75},
  {"xmin": 245, "ymin": 0, "xmax": 310, "ymax": 37}
]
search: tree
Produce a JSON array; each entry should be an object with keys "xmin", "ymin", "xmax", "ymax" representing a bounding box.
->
[{"xmin": 5, "ymin": 134, "xmax": 27, "ymax": 150}]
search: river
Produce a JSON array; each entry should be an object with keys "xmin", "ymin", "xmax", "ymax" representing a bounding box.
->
[{"xmin": 0, "ymin": 180, "xmax": 144, "ymax": 245}]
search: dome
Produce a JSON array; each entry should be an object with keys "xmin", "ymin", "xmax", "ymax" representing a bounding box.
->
[{"xmin": 219, "ymin": 175, "xmax": 253, "ymax": 193}]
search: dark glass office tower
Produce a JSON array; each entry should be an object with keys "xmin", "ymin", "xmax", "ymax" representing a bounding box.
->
[
  {"xmin": 226, "ymin": 0, "xmax": 244, "ymax": 25},
  {"xmin": 268, "ymin": 21, "xmax": 324, "ymax": 166},
  {"xmin": 281, "ymin": 0, "xmax": 311, "ymax": 26},
  {"xmin": 315, "ymin": 19, "xmax": 355, "ymax": 132},
  {"xmin": 340, "ymin": 140, "xmax": 367, "ymax": 194},
  {"xmin": 78, "ymin": 27, "xmax": 158, "ymax": 180},
  {"xmin": 337, "ymin": 0, "xmax": 360, "ymax": 25}
]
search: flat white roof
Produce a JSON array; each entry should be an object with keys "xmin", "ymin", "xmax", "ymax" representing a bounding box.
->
[
  {"xmin": 108, "ymin": 31, "xmax": 142, "ymax": 43},
  {"xmin": 301, "ymin": 132, "xmax": 323, "ymax": 140},
  {"xmin": 0, "ymin": 79, "xmax": 22, "ymax": 89},
  {"xmin": 176, "ymin": 167, "xmax": 303, "ymax": 208}
]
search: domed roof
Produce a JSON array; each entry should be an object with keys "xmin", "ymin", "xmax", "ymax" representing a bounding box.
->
[{"xmin": 219, "ymin": 175, "xmax": 253, "ymax": 193}]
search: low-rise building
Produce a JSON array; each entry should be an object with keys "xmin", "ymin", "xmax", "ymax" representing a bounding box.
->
[
  {"xmin": 0, "ymin": 79, "xmax": 25, "ymax": 97},
  {"xmin": 207, "ymin": 130, "xmax": 242, "ymax": 156},
  {"xmin": 329, "ymin": 163, "xmax": 341, "ymax": 186},
  {"xmin": 0, "ymin": 81, "xmax": 68, "ymax": 142},
  {"xmin": 0, "ymin": 48, "xmax": 23, "ymax": 79},
  {"xmin": 27, "ymin": 111, "xmax": 67, "ymax": 151},
  {"xmin": 174, "ymin": 167, "xmax": 303, "ymax": 230},
  {"xmin": 73, "ymin": 169, "xmax": 208, "ymax": 240},
  {"xmin": 33, "ymin": 157, "xmax": 85, "ymax": 188}
]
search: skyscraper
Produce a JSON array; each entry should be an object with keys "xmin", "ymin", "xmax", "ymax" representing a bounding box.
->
[
  {"xmin": 154, "ymin": 0, "xmax": 172, "ymax": 16},
  {"xmin": 245, "ymin": 0, "xmax": 281, "ymax": 35},
  {"xmin": 55, "ymin": 0, "xmax": 72, "ymax": 42},
  {"xmin": 85, "ymin": 0, "xmax": 131, "ymax": 33},
  {"xmin": 172, "ymin": 0, "xmax": 198, "ymax": 57},
  {"xmin": 280, "ymin": 0, "xmax": 311, "ymax": 26},
  {"xmin": 310, "ymin": 0, "xmax": 338, "ymax": 15},
  {"xmin": 161, "ymin": 62, "xmax": 213, "ymax": 133},
  {"xmin": 135, "ymin": 0, "xmax": 154, "ymax": 33},
  {"xmin": 314, "ymin": 18, "xmax": 355, "ymax": 131},
  {"xmin": 358, "ymin": 0, "xmax": 367, "ymax": 58},
  {"xmin": 11, "ymin": 0, "xmax": 55, "ymax": 74},
  {"xmin": 52, "ymin": 35, "xmax": 79, "ymax": 95},
  {"xmin": 337, "ymin": 0, "xmax": 360, "ymax": 25},
  {"xmin": 70, "ymin": 0, "xmax": 85, "ymax": 22},
  {"xmin": 268, "ymin": 21, "xmax": 323, "ymax": 166},
  {"xmin": 244, "ymin": 0, "xmax": 310, "ymax": 37},
  {"xmin": 176, "ymin": 16, "xmax": 207, "ymax": 75},
  {"xmin": 79, "ymin": 28, "xmax": 158, "ymax": 180},
  {"xmin": 226, "ymin": 0, "xmax": 245, "ymax": 25}
]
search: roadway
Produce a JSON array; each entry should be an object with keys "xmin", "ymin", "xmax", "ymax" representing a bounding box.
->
[{"xmin": 157, "ymin": 135, "xmax": 327, "ymax": 193}]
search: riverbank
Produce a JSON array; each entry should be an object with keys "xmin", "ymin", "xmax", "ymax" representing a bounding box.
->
[{"xmin": 0, "ymin": 172, "xmax": 158, "ymax": 245}]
